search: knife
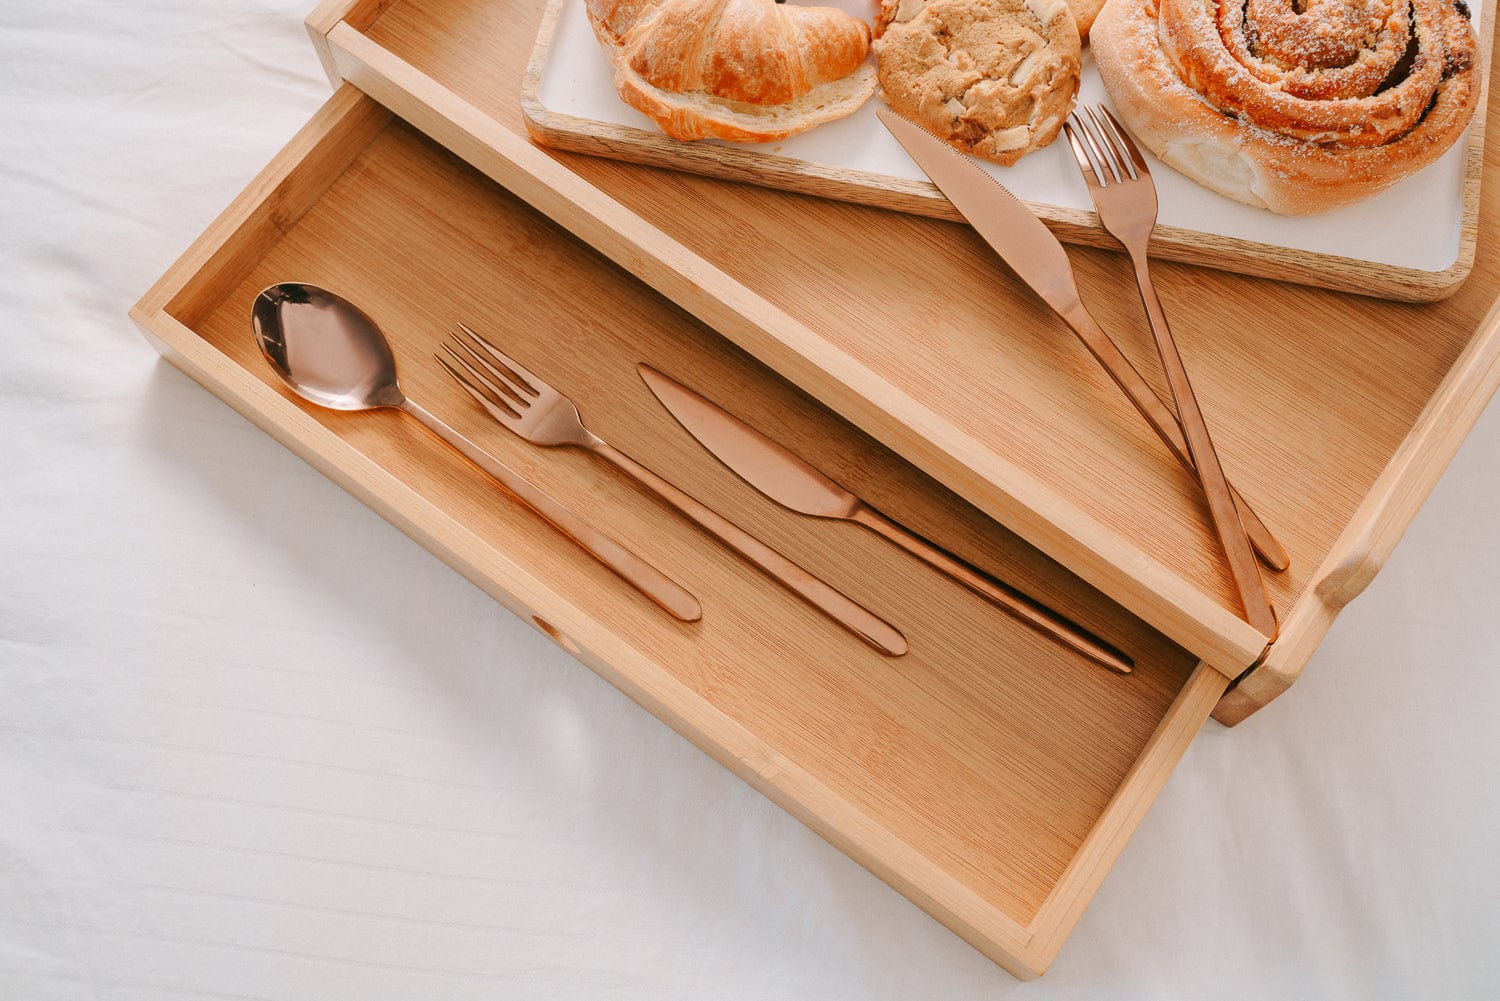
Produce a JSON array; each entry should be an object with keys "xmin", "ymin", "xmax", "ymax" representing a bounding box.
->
[
  {"xmin": 639, "ymin": 364, "xmax": 1134, "ymax": 674},
  {"xmin": 877, "ymin": 106, "xmax": 1280, "ymax": 638},
  {"xmin": 876, "ymin": 108, "xmax": 1287, "ymax": 583}
]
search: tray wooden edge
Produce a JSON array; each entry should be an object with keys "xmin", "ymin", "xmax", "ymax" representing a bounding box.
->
[
  {"xmin": 1218, "ymin": 31, "xmax": 1500, "ymax": 722},
  {"xmin": 305, "ymin": 0, "xmax": 393, "ymax": 86},
  {"xmin": 312, "ymin": 2, "xmax": 1500, "ymax": 724},
  {"xmin": 1214, "ymin": 296, "xmax": 1500, "ymax": 724},
  {"xmin": 519, "ymin": 0, "xmax": 1493, "ymax": 304},
  {"xmin": 132, "ymin": 82, "xmax": 1231, "ymax": 978}
]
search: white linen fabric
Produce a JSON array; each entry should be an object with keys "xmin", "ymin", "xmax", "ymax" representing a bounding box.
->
[{"xmin": 1, "ymin": 1, "xmax": 1497, "ymax": 998}]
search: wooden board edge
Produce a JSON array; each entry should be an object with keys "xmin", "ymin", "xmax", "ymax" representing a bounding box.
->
[
  {"xmin": 304, "ymin": 0, "xmax": 352, "ymax": 86},
  {"xmin": 132, "ymin": 291, "xmax": 1046, "ymax": 988},
  {"xmin": 1025, "ymin": 661, "xmax": 1228, "ymax": 969},
  {"xmin": 1214, "ymin": 296, "xmax": 1500, "ymax": 725},
  {"xmin": 519, "ymin": 0, "xmax": 564, "ymax": 127},
  {"xmin": 522, "ymin": 84, "xmax": 1478, "ymax": 303},
  {"xmin": 323, "ymin": 20, "xmax": 1271, "ymax": 671},
  {"xmin": 520, "ymin": 0, "xmax": 1494, "ymax": 303},
  {"xmin": 135, "ymin": 85, "xmax": 389, "ymax": 329},
  {"xmin": 1438, "ymin": 10, "xmax": 1500, "ymax": 301}
]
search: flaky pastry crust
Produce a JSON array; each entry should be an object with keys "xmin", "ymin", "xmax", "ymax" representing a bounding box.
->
[{"xmin": 585, "ymin": 0, "xmax": 877, "ymax": 143}]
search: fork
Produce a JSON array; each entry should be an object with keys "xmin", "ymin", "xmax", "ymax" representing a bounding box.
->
[
  {"xmin": 1064, "ymin": 105, "xmax": 1277, "ymax": 638},
  {"xmin": 436, "ymin": 324, "xmax": 908, "ymax": 657}
]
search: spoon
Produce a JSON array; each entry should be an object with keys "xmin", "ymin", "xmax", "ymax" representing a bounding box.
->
[{"xmin": 251, "ymin": 283, "xmax": 702, "ymax": 623}]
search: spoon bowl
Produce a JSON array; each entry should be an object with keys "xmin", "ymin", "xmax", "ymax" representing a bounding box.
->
[{"xmin": 253, "ymin": 283, "xmax": 405, "ymax": 411}]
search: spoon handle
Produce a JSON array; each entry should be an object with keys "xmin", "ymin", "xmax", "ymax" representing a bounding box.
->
[{"xmin": 400, "ymin": 399, "xmax": 702, "ymax": 623}]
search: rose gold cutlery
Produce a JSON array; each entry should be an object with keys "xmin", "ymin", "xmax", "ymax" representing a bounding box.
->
[
  {"xmin": 877, "ymin": 106, "xmax": 1282, "ymax": 637},
  {"xmin": 638, "ymin": 364, "xmax": 1134, "ymax": 674},
  {"xmin": 436, "ymin": 323, "xmax": 908, "ymax": 656},
  {"xmin": 250, "ymin": 284, "xmax": 701, "ymax": 623},
  {"xmin": 1061, "ymin": 105, "xmax": 1276, "ymax": 638}
]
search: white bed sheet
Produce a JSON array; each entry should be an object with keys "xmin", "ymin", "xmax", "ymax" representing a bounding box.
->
[{"xmin": 1, "ymin": 2, "xmax": 1497, "ymax": 998}]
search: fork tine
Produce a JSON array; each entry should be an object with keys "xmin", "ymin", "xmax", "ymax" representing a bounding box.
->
[
  {"xmin": 1096, "ymin": 105, "xmax": 1150, "ymax": 177},
  {"xmin": 447, "ymin": 339, "xmax": 531, "ymax": 409},
  {"xmin": 1085, "ymin": 105, "xmax": 1135, "ymax": 182},
  {"xmin": 456, "ymin": 322, "xmax": 543, "ymax": 397},
  {"xmin": 1062, "ymin": 118, "xmax": 1105, "ymax": 192},
  {"xmin": 1075, "ymin": 108, "xmax": 1123, "ymax": 185},
  {"xmin": 435, "ymin": 353, "xmax": 524, "ymax": 424},
  {"xmin": 439, "ymin": 347, "xmax": 522, "ymax": 417}
]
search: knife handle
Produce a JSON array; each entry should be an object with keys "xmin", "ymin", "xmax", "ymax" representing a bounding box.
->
[
  {"xmin": 849, "ymin": 504, "xmax": 1134, "ymax": 674},
  {"xmin": 589, "ymin": 442, "xmax": 908, "ymax": 656},
  {"xmin": 1059, "ymin": 303, "xmax": 1289, "ymax": 576}
]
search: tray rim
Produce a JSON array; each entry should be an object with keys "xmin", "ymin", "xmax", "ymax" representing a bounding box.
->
[
  {"xmin": 131, "ymin": 82, "xmax": 1231, "ymax": 978},
  {"xmin": 304, "ymin": 0, "xmax": 1500, "ymax": 724},
  {"xmin": 518, "ymin": 0, "xmax": 1493, "ymax": 304}
]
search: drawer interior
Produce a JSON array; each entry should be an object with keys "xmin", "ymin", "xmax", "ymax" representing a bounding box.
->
[
  {"xmin": 325, "ymin": 0, "xmax": 1500, "ymax": 699},
  {"xmin": 135, "ymin": 89, "xmax": 1225, "ymax": 977}
]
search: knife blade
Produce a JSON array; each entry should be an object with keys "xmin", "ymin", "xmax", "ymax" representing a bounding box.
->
[
  {"xmin": 877, "ymin": 106, "xmax": 1088, "ymax": 317},
  {"xmin": 639, "ymin": 363, "xmax": 1134, "ymax": 674},
  {"xmin": 877, "ymin": 106, "xmax": 1288, "ymax": 594},
  {"xmin": 639, "ymin": 364, "xmax": 864, "ymax": 520}
]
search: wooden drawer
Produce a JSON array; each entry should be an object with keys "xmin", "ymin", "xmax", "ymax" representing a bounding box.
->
[
  {"xmin": 305, "ymin": 0, "xmax": 1500, "ymax": 723},
  {"xmin": 133, "ymin": 87, "xmax": 1230, "ymax": 980}
]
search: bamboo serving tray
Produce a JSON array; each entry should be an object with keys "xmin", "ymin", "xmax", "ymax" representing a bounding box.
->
[
  {"xmin": 309, "ymin": 0, "xmax": 1500, "ymax": 725},
  {"xmin": 520, "ymin": 0, "xmax": 1494, "ymax": 303},
  {"xmin": 132, "ymin": 86, "xmax": 1228, "ymax": 978}
]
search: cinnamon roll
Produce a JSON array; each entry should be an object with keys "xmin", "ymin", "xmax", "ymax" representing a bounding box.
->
[{"xmin": 1090, "ymin": 0, "xmax": 1483, "ymax": 214}]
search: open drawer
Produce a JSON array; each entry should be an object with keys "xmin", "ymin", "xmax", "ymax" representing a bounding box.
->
[
  {"xmin": 132, "ymin": 87, "xmax": 1228, "ymax": 980},
  {"xmin": 306, "ymin": 0, "xmax": 1500, "ymax": 723}
]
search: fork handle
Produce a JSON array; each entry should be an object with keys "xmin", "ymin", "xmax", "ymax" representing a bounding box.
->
[
  {"xmin": 1058, "ymin": 302, "xmax": 1290, "ymax": 576},
  {"xmin": 1125, "ymin": 252, "xmax": 1277, "ymax": 639},
  {"xmin": 590, "ymin": 441, "xmax": 908, "ymax": 656},
  {"xmin": 400, "ymin": 400, "xmax": 703, "ymax": 623}
]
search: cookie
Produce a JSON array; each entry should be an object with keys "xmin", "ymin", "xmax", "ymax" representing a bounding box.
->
[{"xmin": 874, "ymin": 0, "xmax": 1081, "ymax": 166}]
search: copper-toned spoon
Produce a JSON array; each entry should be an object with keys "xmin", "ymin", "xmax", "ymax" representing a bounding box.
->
[{"xmin": 250, "ymin": 283, "xmax": 701, "ymax": 623}]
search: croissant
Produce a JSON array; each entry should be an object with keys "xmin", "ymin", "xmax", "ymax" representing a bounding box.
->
[{"xmin": 585, "ymin": 0, "xmax": 878, "ymax": 143}]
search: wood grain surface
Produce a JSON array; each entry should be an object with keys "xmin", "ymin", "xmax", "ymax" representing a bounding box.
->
[
  {"xmin": 314, "ymin": 0, "xmax": 1500, "ymax": 719},
  {"xmin": 132, "ymin": 87, "xmax": 1226, "ymax": 978},
  {"xmin": 519, "ymin": 0, "xmax": 1493, "ymax": 303}
]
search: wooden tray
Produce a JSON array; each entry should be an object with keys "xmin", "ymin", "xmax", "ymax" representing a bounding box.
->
[
  {"xmin": 308, "ymin": 0, "xmax": 1500, "ymax": 724},
  {"xmin": 132, "ymin": 86, "xmax": 1227, "ymax": 979},
  {"xmin": 519, "ymin": 0, "xmax": 1495, "ymax": 303}
]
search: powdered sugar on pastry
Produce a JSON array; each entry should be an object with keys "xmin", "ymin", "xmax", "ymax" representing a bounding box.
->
[{"xmin": 1091, "ymin": 0, "xmax": 1482, "ymax": 214}]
